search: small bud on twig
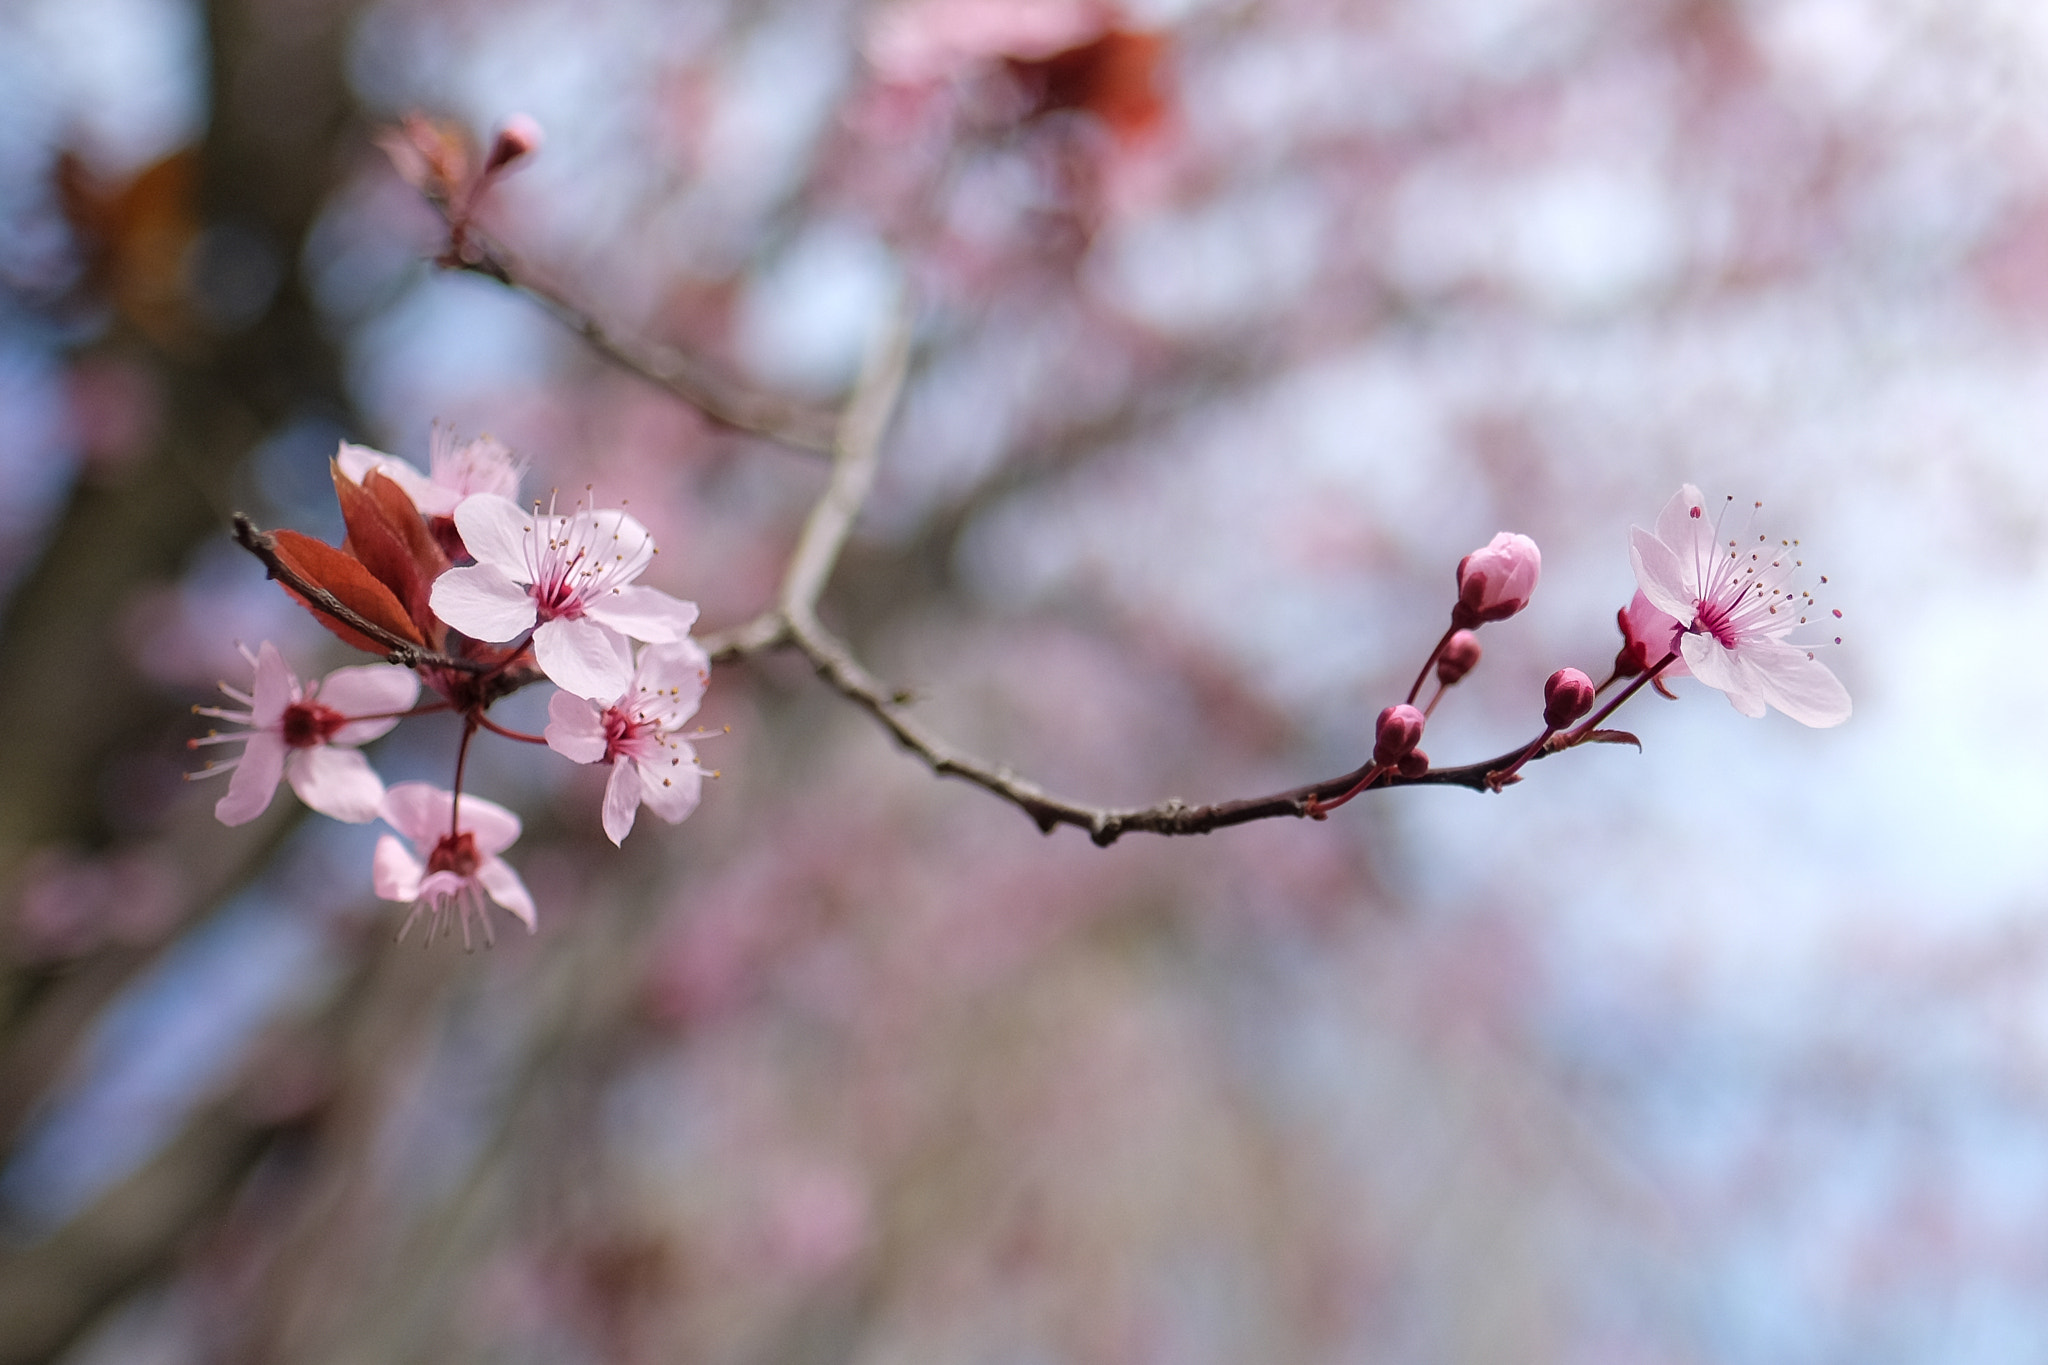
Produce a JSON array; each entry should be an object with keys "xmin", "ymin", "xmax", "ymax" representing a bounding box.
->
[
  {"xmin": 1436, "ymin": 629, "xmax": 1482, "ymax": 686},
  {"xmin": 1542, "ymin": 668, "xmax": 1596, "ymax": 729}
]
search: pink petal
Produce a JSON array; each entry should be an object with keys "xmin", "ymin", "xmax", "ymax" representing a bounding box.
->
[
  {"xmin": 1629, "ymin": 528, "xmax": 1695, "ymax": 624},
  {"xmin": 455, "ymin": 792, "xmax": 523, "ymax": 856},
  {"xmin": 601, "ymin": 761, "xmax": 642, "ymax": 846},
  {"xmin": 634, "ymin": 752, "xmax": 703, "ymax": 825},
  {"xmin": 450, "ymin": 493, "xmax": 538, "ymax": 580},
  {"xmin": 251, "ymin": 641, "xmax": 296, "ymax": 726},
  {"xmin": 286, "ymin": 746, "xmax": 386, "ymax": 823},
  {"xmin": 215, "ymin": 731, "xmax": 288, "ymax": 826},
  {"xmin": 544, "ymin": 690, "xmax": 609, "ymax": 763},
  {"xmin": 534, "ymin": 617, "xmax": 633, "ymax": 701},
  {"xmin": 476, "ymin": 857, "xmax": 537, "ymax": 930},
  {"xmin": 321, "ymin": 665, "xmax": 421, "ymax": 745},
  {"xmin": 372, "ymin": 834, "xmax": 424, "ymax": 901},
  {"xmin": 585, "ymin": 585, "xmax": 700, "ymax": 644},
  {"xmin": 431, "ymin": 564, "xmax": 538, "ymax": 642},
  {"xmin": 1653, "ymin": 484, "xmax": 1713, "ymax": 589},
  {"xmin": 379, "ymin": 781, "xmax": 453, "ymax": 845},
  {"xmin": 635, "ymin": 639, "xmax": 710, "ymax": 719},
  {"xmin": 1740, "ymin": 639, "xmax": 1852, "ymax": 728},
  {"xmin": 1680, "ymin": 634, "xmax": 1767, "ymax": 718}
]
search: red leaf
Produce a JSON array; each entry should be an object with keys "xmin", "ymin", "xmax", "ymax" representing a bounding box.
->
[
  {"xmin": 332, "ymin": 463, "xmax": 448, "ymax": 644},
  {"xmin": 269, "ymin": 529, "xmax": 426, "ymax": 655}
]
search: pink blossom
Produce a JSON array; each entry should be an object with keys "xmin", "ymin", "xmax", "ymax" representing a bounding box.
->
[
  {"xmin": 545, "ymin": 640, "xmax": 711, "ymax": 845},
  {"xmin": 190, "ymin": 642, "xmax": 418, "ymax": 825},
  {"xmin": 335, "ymin": 427, "xmax": 521, "ymax": 518},
  {"xmin": 1452, "ymin": 532, "xmax": 1541, "ymax": 629},
  {"xmin": 429, "ymin": 493, "xmax": 700, "ymax": 701},
  {"xmin": 1629, "ymin": 485, "xmax": 1851, "ymax": 727},
  {"xmin": 373, "ymin": 783, "xmax": 535, "ymax": 946}
]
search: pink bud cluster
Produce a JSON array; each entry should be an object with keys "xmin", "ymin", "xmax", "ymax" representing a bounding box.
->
[
  {"xmin": 191, "ymin": 429, "xmax": 715, "ymax": 946},
  {"xmin": 1313, "ymin": 488, "xmax": 1849, "ymax": 815}
]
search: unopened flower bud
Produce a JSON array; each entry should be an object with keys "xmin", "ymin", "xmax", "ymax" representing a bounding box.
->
[
  {"xmin": 1452, "ymin": 532, "xmax": 1541, "ymax": 630},
  {"xmin": 1542, "ymin": 668, "xmax": 1596, "ymax": 729},
  {"xmin": 1396, "ymin": 749, "xmax": 1429, "ymax": 779},
  {"xmin": 1436, "ymin": 629, "xmax": 1482, "ymax": 686},
  {"xmin": 1615, "ymin": 589, "xmax": 1684, "ymax": 678},
  {"xmin": 484, "ymin": 113, "xmax": 544, "ymax": 175},
  {"xmin": 1373, "ymin": 703, "xmax": 1426, "ymax": 767}
]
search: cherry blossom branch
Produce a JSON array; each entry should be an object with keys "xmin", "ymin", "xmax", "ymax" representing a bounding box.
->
[
  {"xmin": 441, "ymin": 229, "xmax": 840, "ymax": 454},
  {"xmin": 689, "ymin": 313, "xmax": 1641, "ymax": 846},
  {"xmin": 229, "ymin": 515, "xmax": 490, "ymax": 674}
]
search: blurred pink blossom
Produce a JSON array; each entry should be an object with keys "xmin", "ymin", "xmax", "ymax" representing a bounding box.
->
[{"xmin": 336, "ymin": 427, "xmax": 521, "ymax": 519}]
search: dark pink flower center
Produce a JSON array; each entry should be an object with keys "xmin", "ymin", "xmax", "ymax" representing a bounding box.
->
[
  {"xmin": 282, "ymin": 701, "xmax": 347, "ymax": 749},
  {"xmin": 531, "ymin": 569, "xmax": 588, "ymax": 622},
  {"xmin": 427, "ymin": 831, "xmax": 480, "ymax": 878}
]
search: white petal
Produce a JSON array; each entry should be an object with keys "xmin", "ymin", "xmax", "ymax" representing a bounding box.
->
[
  {"xmin": 454, "ymin": 792, "xmax": 523, "ymax": 855},
  {"xmin": 320, "ymin": 665, "xmax": 421, "ymax": 745},
  {"xmin": 534, "ymin": 618, "xmax": 632, "ymax": 700},
  {"xmin": 337, "ymin": 443, "xmax": 453, "ymax": 515},
  {"xmin": 215, "ymin": 732, "xmax": 287, "ymax": 826},
  {"xmin": 585, "ymin": 585, "xmax": 700, "ymax": 644},
  {"xmin": 379, "ymin": 781, "xmax": 453, "ymax": 845},
  {"xmin": 544, "ymin": 690, "xmax": 610, "ymax": 763},
  {"xmin": 1681, "ymin": 634, "xmax": 1766, "ymax": 717},
  {"xmin": 451, "ymin": 493, "xmax": 540, "ymax": 578},
  {"xmin": 1629, "ymin": 528, "xmax": 1695, "ymax": 624},
  {"xmin": 476, "ymin": 857, "xmax": 537, "ymax": 930},
  {"xmin": 286, "ymin": 746, "xmax": 386, "ymax": 822},
  {"xmin": 634, "ymin": 752, "xmax": 702, "ymax": 825},
  {"xmin": 601, "ymin": 761, "xmax": 642, "ymax": 846},
  {"xmin": 1740, "ymin": 640, "xmax": 1852, "ymax": 728},
  {"xmin": 251, "ymin": 641, "xmax": 296, "ymax": 726},
  {"xmin": 372, "ymin": 834, "xmax": 424, "ymax": 901},
  {"xmin": 431, "ymin": 564, "xmax": 538, "ymax": 641}
]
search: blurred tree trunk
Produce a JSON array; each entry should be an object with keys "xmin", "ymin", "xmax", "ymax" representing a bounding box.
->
[{"xmin": 0, "ymin": 0, "xmax": 367, "ymax": 1358}]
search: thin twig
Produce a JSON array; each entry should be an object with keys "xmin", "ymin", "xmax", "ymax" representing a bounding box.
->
[
  {"xmin": 446, "ymin": 232, "xmax": 839, "ymax": 454},
  {"xmin": 230, "ymin": 515, "xmax": 490, "ymax": 674}
]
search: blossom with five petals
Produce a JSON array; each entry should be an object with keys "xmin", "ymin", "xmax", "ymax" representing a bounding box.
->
[
  {"xmin": 336, "ymin": 428, "xmax": 521, "ymax": 518},
  {"xmin": 372, "ymin": 782, "xmax": 536, "ymax": 946},
  {"xmin": 1628, "ymin": 485, "xmax": 1850, "ymax": 727},
  {"xmin": 429, "ymin": 493, "xmax": 700, "ymax": 701},
  {"xmin": 545, "ymin": 640, "xmax": 711, "ymax": 845},
  {"xmin": 190, "ymin": 642, "xmax": 419, "ymax": 825}
]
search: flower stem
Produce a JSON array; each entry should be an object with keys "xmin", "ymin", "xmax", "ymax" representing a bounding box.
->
[
  {"xmin": 1405, "ymin": 625, "xmax": 1458, "ymax": 705},
  {"xmin": 1305, "ymin": 763, "xmax": 1387, "ymax": 817},
  {"xmin": 477, "ymin": 714, "xmax": 549, "ymax": 745},
  {"xmin": 1488, "ymin": 726, "xmax": 1556, "ymax": 789},
  {"xmin": 451, "ymin": 716, "xmax": 478, "ymax": 840},
  {"xmin": 1566, "ymin": 651, "xmax": 1679, "ymax": 742}
]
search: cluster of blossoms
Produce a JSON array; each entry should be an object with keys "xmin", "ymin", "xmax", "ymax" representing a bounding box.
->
[
  {"xmin": 189, "ymin": 430, "xmax": 714, "ymax": 946},
  {"xmin": 1310, "ymin": 485, "xmax": 1849, "ymax": 813}
]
